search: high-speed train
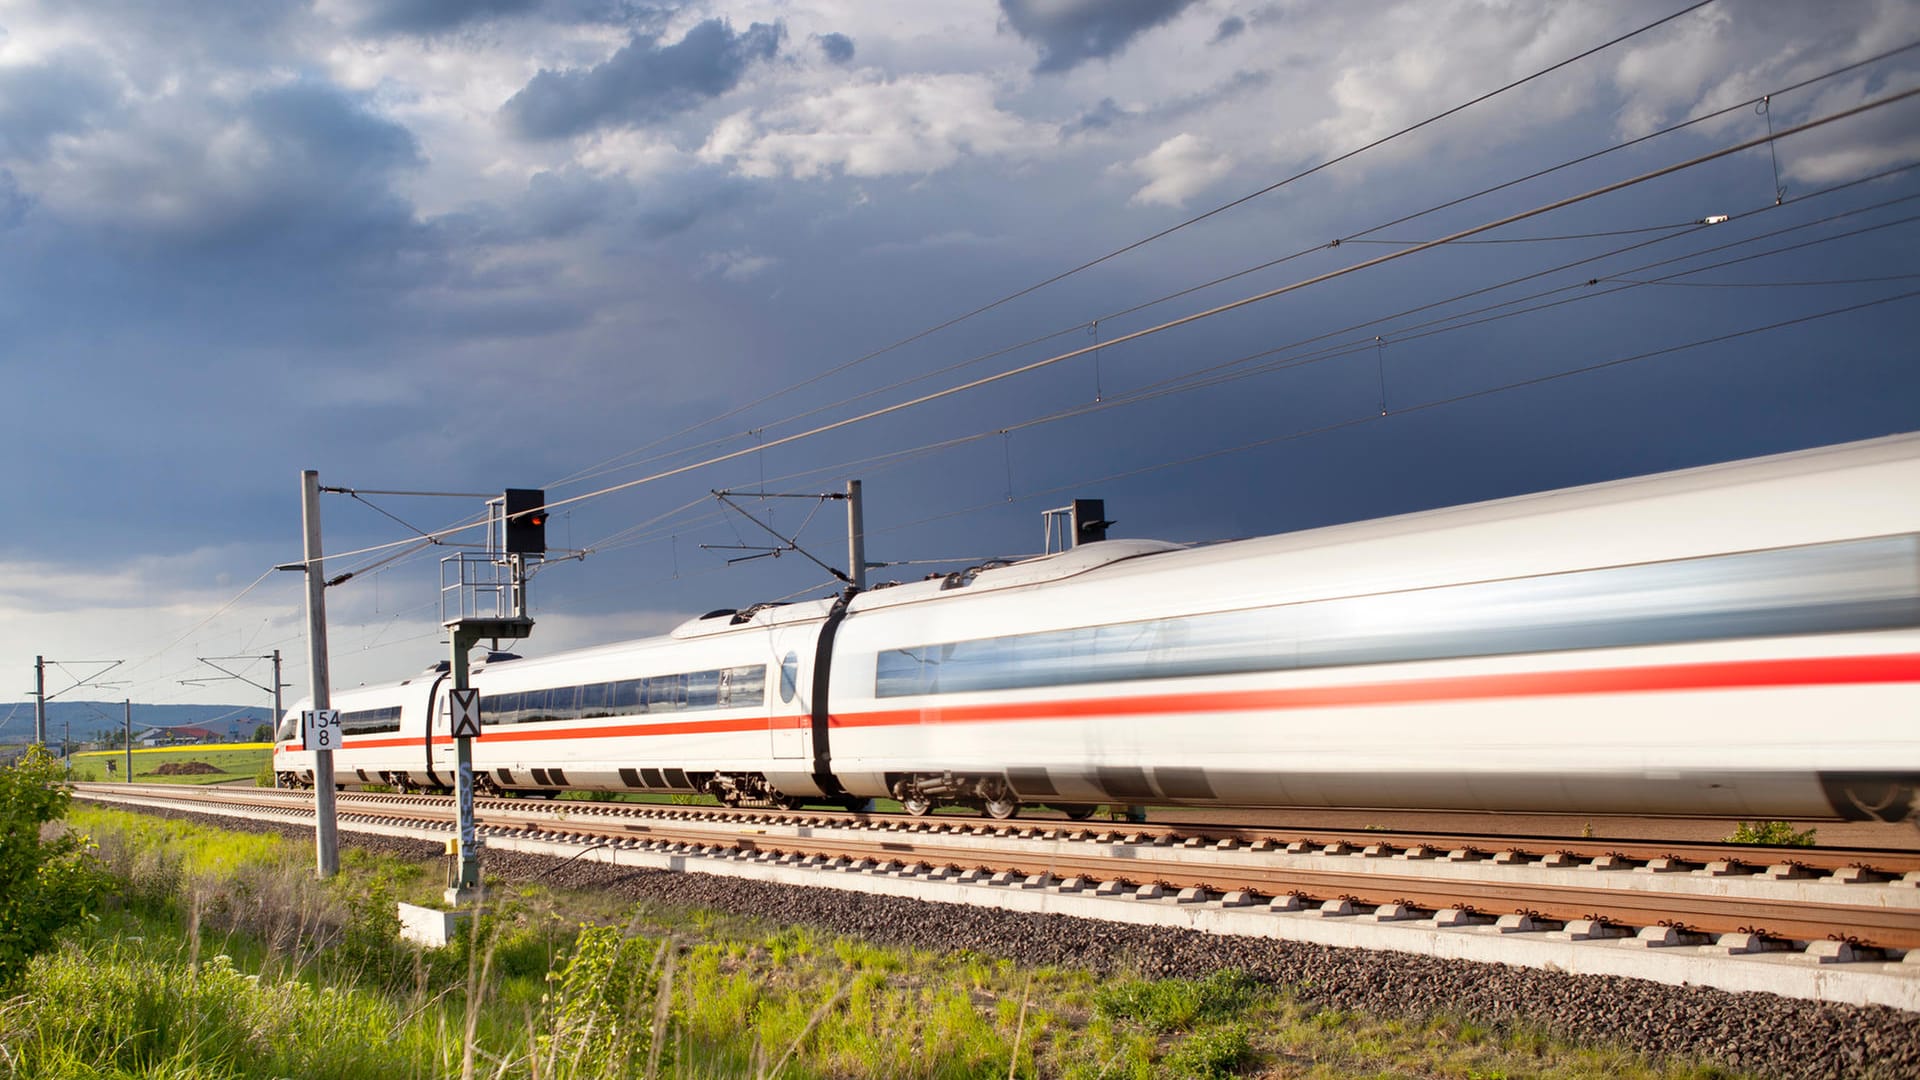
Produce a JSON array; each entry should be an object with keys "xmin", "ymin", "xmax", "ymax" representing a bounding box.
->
[{"xmin": 275, "ymin": 433, "xmax": 1920, "ymax": 821}]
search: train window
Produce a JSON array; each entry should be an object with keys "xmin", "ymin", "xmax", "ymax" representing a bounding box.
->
[
  {"xmin": 780, "ymin": 652, "xmax": 799, "ymax": 704},
  {"xmin": 611, "ymin": 679, "xmax": 644, "ymax": 712},
  {"xmin": 339, "ymin": 705, "xmax": 401, "ymax": 735},
  {"xmin": 875, "ymin": 534, "xmax": 1920, "ymax": 697},
  {"xmin": 730, "ymin": 665, "xmax": 767, "ymax": 706},
  {"xmin": 647, "ymin": 674, "xmax": 685, "ymax": 712},
  {"xmin": 524, "ymin": 688, "xmax": 555, "ymax": 724},
  {"xmin": 499, "ymin": 689, "xmax": 525, "ymax": 723},
  {"xmin": 580, "ymin": 682, "xmax": 613, "ymax": 718},
  {"xmin": 477, "ymin": 665, "xmax": 769, "ymax": 726},
  {"xmin": 275, "ymin": 713, "xmax": 297, "ymax": 742},
  {"xmin": 686, "ymin": 669, "xmax": 719, "ymax": 709}
]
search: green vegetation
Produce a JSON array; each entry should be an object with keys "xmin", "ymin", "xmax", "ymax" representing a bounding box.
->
[
  {"xmin": 2, "ymin": 801, "xmax": 1753, "ymax": 1078},
  {"xmin": 67, "ymin": 745, "xmax": 271, "ymax": 785},
  {"xmin": 1724, "ymin": 820, "xmax": 1818, "ymax": 846},
  {"xmin": 0, "ymin": 746, "xmax": 106, "ymax": 988}
]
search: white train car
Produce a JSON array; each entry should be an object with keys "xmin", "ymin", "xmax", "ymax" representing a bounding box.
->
[
  {"xmin": 826, "ymin": 433, "xmax": 1920, "ymax": 819},
  {"xmin": 276, "ymin": 604, "xmax": 848, "ymax": 806},
  {"xmin": 277, "ymin": 432, "xmax": 1920, "ymax": 821}
]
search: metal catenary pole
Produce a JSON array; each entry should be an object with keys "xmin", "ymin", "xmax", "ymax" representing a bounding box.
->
[
  {"xmin": 846, "ymin": 479, "xmax": 866, "ymax": 591},
  {"xmin": 124, "ymin": 699, "xmax": 132, "ymax": 779},
  {"xmin": 271, "ymin": 649, "xmax": 283, "ymax": 786},
  {"xmin": 300, "ymin": 470, "xmax": 340, "ymax": 878},
  {"xmin": 33, "ymin": 656, "xmax": 44, "ymax": 746},
  {"xmin": 447, "ymin": 624, "xmax": 481, "ymax": 903}
]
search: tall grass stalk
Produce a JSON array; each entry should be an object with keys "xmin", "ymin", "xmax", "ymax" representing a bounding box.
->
[{"xmin": 759, "ymin": 977, "xmax": 852, "ymax": 1080}]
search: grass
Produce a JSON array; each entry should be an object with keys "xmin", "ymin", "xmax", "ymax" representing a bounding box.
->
[
  {"xmin": 8, "ymin": 806, "xmax": 1759, "ymax": 1079},
  {"xmin": 67, "ymin": 745, "xmax": 272, "ymax": 785}
]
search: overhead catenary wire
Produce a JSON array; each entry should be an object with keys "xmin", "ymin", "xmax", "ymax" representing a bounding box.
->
[
  {"xmin": 632, "ymin": 162, "xmax": 1920, "ymax": 527},
  {"xmin": 252, "ymin": 84, "xmax": 1920, "ymax": 577},
  {"xmin": 546, "ymin": 0, "xmax": 1726, "ymax": 491},
  {"xmin": 109, "ymin": 58, "xmax": 1920, "ymax": 699},
  {"xmin": 555, "ymin": 45, "xmax": 1920, "ymax": 498},
  {"xmin": 783, "ymin": 203, "xmax": 1920, "ymax": 501},
  {"xmin": 517, "ymin": 89, "xmax": 1920, "ymax": 512},
  {"xmin": 115, "ymin": 151, "xmax": 1918, "ymax": 704},
  {"xmin": 871, "ymin": 287, "xmax": 1920, "ymax": 541}
]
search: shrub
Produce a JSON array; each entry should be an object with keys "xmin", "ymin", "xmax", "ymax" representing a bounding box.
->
[{"xmin": 0, "ymin": 746, "xmax": 107, "ymax": 988}]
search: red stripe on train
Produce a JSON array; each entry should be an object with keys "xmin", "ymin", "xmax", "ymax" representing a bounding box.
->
[
  {"xmin": 834, "ymin": 653, "xmax": 1920, "ymax": 728},
  {"xmin": 300, "ymin": 653, "xmax": 1920, "ymax": 752}
]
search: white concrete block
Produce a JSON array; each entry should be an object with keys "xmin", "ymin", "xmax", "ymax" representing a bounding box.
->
[{"xmin": 397, "ymin": 903, "xmax": 469, "ymax": 949}]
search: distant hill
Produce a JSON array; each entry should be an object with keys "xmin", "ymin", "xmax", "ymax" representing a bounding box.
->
[{"xmin": 0, "ymin": 701, "xmax": 272, "ymax": 746}]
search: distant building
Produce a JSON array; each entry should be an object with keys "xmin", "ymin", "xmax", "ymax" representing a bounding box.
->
[{"xmin": 134, "ymin": 725, "xmax": 221, "ymax": 747}]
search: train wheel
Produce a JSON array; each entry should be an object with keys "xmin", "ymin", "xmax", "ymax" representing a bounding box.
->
[
  {"xmin": 901, "ymin": 795, "xmax": 933, "ymax": 817},
  {"xmin": 982, "ymin": 796, "xmax": 1020, "ymax": 820},
  {"xmin": 1060, "ymin": 804, "xmax": 1100, "ymax": 821}
]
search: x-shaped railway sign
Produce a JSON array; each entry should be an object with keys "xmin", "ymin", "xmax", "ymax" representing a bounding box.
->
[{"xmin": 450, "ymin": 688, "xmax": 481, "ymax": 738}]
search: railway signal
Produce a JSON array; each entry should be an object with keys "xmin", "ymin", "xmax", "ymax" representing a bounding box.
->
[{"xmin": 504, "ymin": 488, "xmax": 547, "ymax": 555}]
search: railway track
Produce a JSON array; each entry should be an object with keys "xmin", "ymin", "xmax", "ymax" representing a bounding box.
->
[{"xmin": 75, "ymin": 783, "xmax": 1920, "ymax": 1011}]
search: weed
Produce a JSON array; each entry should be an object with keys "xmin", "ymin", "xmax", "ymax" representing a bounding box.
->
[
  {"xmin": 1725, "ymin": 820, "xmax": 1817, "ymax": 846},
  {"xmin": 1163, "ymin": 1023, "xmax": 1253, "ymax": 1078},
  {"xmin": 1092, "ymin": 969, "xmax": 1263, "ymax": 1034}
]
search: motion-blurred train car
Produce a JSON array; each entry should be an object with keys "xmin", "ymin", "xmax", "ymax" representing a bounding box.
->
[{"xmin": 277, "ymin": 433, "xmax": 1920, "ymax": 822}]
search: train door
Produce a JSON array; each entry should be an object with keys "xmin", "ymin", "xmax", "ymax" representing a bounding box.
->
[
  {"xmin": 426, "ymin": 680, "xmax": 454, "ymax": 786},
  {"xmin": 768, "ymin": 626, "xmax": 810, "ymax": 760}
]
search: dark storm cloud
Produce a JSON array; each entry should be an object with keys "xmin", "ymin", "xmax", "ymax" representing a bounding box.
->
[
  {"xmin": 1212, "ymin": 15, "xmax": 1245, "ymax": 43},
  {"xmin": 195, "ymin": 81, "xmax": 422, "ymax": 251},
  {"xmin": 500, "ymin": 18, "xmax": 783, "ymax": 140},
  {"xmin": 352, "ymin": 0, "xmax": 543, "ymax": 34},
  {"xmin": 3, "ymin": 79, "xmax": 431, "ymax": 347},
  {"xmin": 998, "ymin": 0, "xmax": 1195, "ymax": 74},
  {"xmin": 0, "ymin": 56, "xmax": 121, "ymax": 158},
  {"xmin": 818, "ymin": 31, "xmax": 855, "ymax": 65}
]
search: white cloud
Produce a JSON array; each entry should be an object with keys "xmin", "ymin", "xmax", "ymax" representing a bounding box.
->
[
  {"xmin": 574, "ymin": 126, "xmax": 688, "ymax": 181},
  {"xmin": 1122, "ymin": 131, "xmax": 1231, "ymax": 206},
  {"xmin": 698, "ymin": 72, "xmax": 1052, "ymax": 179}
]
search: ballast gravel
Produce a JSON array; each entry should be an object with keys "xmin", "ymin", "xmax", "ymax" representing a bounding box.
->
[{"xmin": 116, "ymin": 807, "xmax": 1920, "ymax": 1079}]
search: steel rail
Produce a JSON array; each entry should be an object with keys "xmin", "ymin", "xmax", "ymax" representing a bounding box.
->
[
  {"xmin": 75, "ymin": 783, "xmax": 1920, "ymax": 871},
  {"xmin": 77, "ymin": 783, "xmax": 1920, "ymax": 948}
]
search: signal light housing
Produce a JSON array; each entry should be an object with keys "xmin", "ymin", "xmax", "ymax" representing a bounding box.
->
[{"xmin": 504, "ymin": 488, "xmax": 547, "ymax": 555}]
